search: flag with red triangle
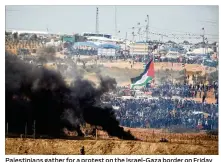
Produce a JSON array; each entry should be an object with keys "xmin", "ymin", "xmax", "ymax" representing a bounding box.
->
[{"xmin": 130, "ymin": 59, "xmax": 154, "ymax": 89}]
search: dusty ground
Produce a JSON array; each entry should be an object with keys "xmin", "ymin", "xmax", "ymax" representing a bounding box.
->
[
  {"xmin": 78, "ymin": 58, "xmax": 216, "ymax": 85},
  {"xmin": 93, "ymin": 59, "xmax": 213, "ymax": 72},
  {"xmin": 5, "ymin": 137, "xmax": 218, "ymax": 155},
  {"xmin": 6, "ymin": 128, "xmax": 218, "ymax": 155}
]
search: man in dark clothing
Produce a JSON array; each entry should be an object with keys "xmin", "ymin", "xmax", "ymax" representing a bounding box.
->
[
  {"xmin": 80, "ymin": 146, "xmax": 85, "ymax": 155},
  {"xmin": 195, "ymin": 89, "xmax": 197, "ymax": 98},
  {"xmin": 197, "ymin": 84, "xmax": 200, "ymax": 90},
  {"xmin": 204, "ymin": 90, "xmax": 207, "ymax": 98},
  {"xmin": 202, "ymin": 94, "xmax": 206, "ymax": 103},
  {"xmin": 194, "ymin": 86, "xmax": 198, "ymax": 98}
]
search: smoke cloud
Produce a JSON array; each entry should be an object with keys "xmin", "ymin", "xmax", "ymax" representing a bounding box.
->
[{"xmin": 5, "ymin": 53, "xmax": 134, "ymax": 140}]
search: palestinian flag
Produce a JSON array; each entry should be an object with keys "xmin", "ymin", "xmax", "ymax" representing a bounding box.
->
[{"xmin": 130, "ymin": 59, "xmax": 154, "ymax": 89}]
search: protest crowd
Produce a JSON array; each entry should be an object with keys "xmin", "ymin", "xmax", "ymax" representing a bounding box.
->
[
  {"xmin": 102, "ymin": 81, "xmax": 219, "ymax": 131},
  {"xmin": 147, "ymin": 82, "xmax": 218, "ymax": 103},
  {"xmin": 111, "ymin": 96, "xmax": 218, "ymax": 130}
]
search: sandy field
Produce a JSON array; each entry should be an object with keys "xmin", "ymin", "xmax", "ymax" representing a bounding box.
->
[
  {"xmin": 5, "ymin": 137, "xmax": 218, "ymax": 155},
  {"xmin": 6, "ymin": 127, "xmax": 218, "ymax": 155}
]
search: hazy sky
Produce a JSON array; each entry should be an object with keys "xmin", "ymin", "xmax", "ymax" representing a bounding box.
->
[{"xmin": 6, "ymin": 5, "xmax": 219, "ymax": 43}]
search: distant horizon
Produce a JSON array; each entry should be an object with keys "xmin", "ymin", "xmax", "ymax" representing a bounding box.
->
[{"xmin": 6, "ymin": 5, "xmax": 219, "ymax": 43}]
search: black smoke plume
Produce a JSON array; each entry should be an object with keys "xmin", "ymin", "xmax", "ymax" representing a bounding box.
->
[{"xmin": 5, "ymin": 53, "xmax": 134, "ymax": 140}]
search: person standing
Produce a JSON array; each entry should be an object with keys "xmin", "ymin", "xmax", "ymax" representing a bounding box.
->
[
  {"xmin": 80, "ymin": 146, "xmax": 85, "ymax": 155},
  {"xmin": 195, "ymin": 87, "xmax": 198, "ymax": 98},
  {"xmin": 202, "ymin": 92, "xmax": 206, "ymax": 103},
  {"xmin": 199, "ymin": 87, "xmax": 202, "ymax": 98}
]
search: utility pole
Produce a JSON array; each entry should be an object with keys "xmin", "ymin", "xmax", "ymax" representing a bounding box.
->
[
  {"xmin": 202, "ymin": 27, "xmax": 205, "ymax": 54},
  {"xmin": 96, "ymin": 7, "xmax": 99, "ymax": 34},
  {"xmin": 145, "ymin": 15, "xmax": 149, "ymax": 43},
  {"xmin": 132, "ymin": 27, "xmax": 135, "ymax": 41},
  {"xmin": 145, "ymin": 15, "xmax": 149, "ymax": 54},
  {"xmin": 132, "ymin": 27, "xmax": 135, "ymax": 58},
  {"xmin": 125, "ymin": 32, "xmax": 127, "ymax": 52},
  {"xmin": 137, "ymin": 22, "xmax": 141, "ymax": 41}
]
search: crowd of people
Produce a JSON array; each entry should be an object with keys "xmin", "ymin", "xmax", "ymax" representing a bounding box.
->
[
  {"xmin": 110, "ymin": 96, "xmax": 218, "ymax": 130},
  {"xmin": 117, "ymin": 81, "xmax": 218, "ymax": 104},
  {"xmin": 104, "ymin": 81, "xmax": 219, "ymax": 131},
  {"xmin": 139, "ymin": 55, "xmax": 209, "ymax": 65},
  {"xmin": 147, "ymin": 82, "xmax": 218, "ymax": 104}
]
